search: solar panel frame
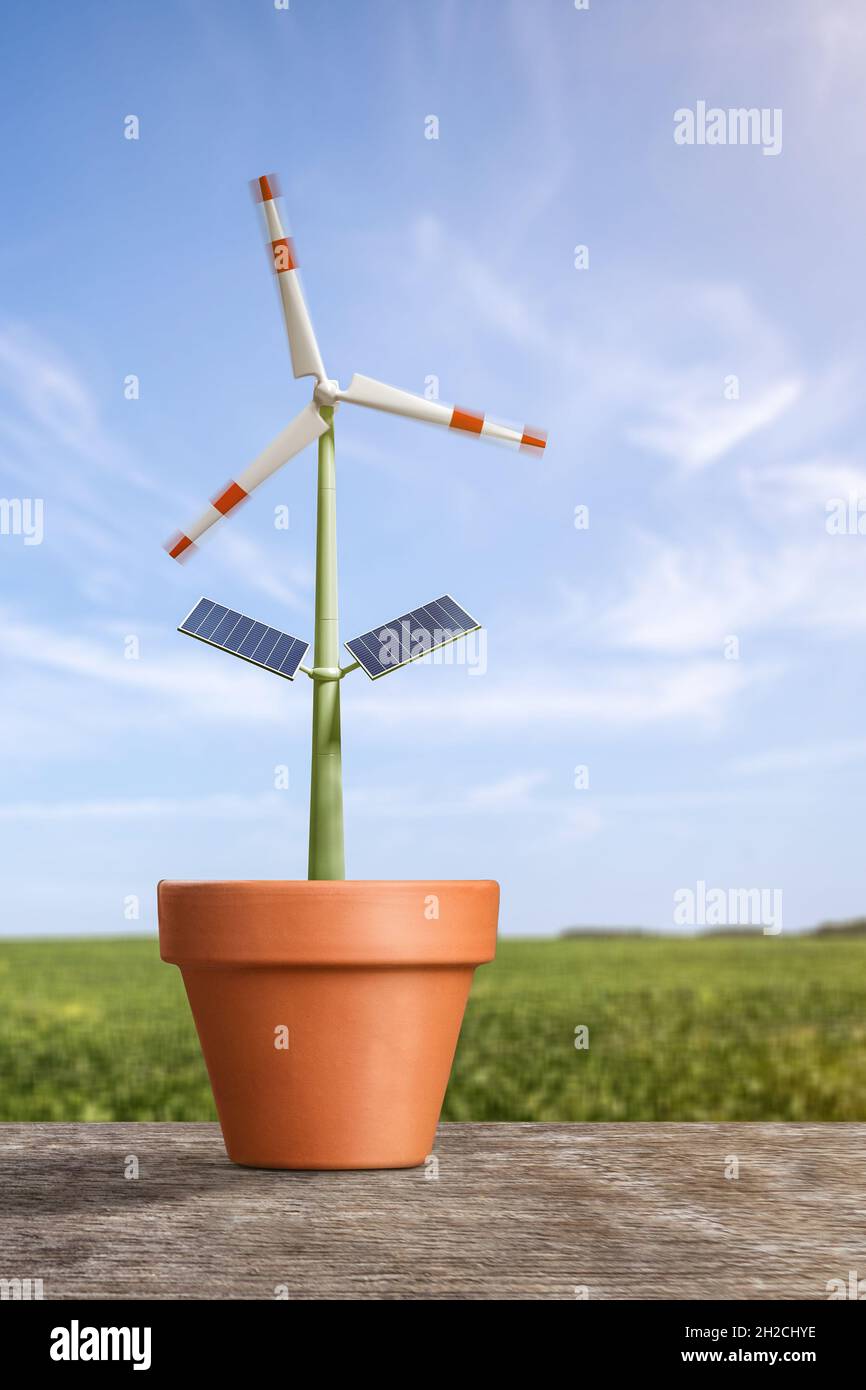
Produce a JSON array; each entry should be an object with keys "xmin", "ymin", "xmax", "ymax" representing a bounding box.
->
[
  {"xmin": 346, "ymin": 593, "xmax": 481, "ymax": 680},
  {"xmin": 178, "ymin": 597, "xmax": 309, "ymax": 680}
]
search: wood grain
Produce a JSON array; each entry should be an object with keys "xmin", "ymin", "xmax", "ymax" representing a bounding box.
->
[{"xmin": 1, "ymin": 1123, "xmax": 864, "ymax": 1300}]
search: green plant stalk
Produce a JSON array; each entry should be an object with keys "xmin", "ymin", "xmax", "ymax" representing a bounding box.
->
[{"xmin": 307, "ymin": 406, "xmax": 345, "ymax": 880}]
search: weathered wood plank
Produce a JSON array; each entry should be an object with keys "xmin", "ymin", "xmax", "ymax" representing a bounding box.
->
[{"xmin": 1, "ymin": 1123, "xmax": 864, "ymax": 1300}]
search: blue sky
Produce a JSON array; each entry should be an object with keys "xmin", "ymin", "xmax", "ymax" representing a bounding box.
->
[{"xmin": 2, "ymin": 0, "xmax": 866, "ymax": 936}]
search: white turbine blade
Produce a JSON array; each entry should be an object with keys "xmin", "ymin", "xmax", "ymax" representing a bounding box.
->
[
  {"xmin": 337, "ymin": 375, "xmax": 452, "ymax": 426},
  {"xmin": 255, "ymin": 174, "xmax": 326, "ymax": 383},
  {"xmin": 337, "ymin": 374, "xmax": 547, "ymax": 453},
  {"xmin": 165, "ymin": 403, "xmax": 328, "ymax": 561},
  {"xmin": 233, "ymin": 403, "xmax": 328, "ymax": 492}
]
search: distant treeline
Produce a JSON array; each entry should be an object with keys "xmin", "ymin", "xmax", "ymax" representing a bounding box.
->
[
  {"xmin": 814, "ymin": 918, "xmax": 866, "ymax": 936},
  {"xmin": 559, "ymin": 927, "xmax": 651, "ymax": 938},
  {"xmin": 560, "ymin": 918, "xmax": 866, "ymax": 939}
]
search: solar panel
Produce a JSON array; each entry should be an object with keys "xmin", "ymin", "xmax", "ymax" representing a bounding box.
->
[
  {"xmin": 345, "ymin": 594, "xmax": 480, "ymax": 680},
  {"xmin": 178, "ymin": 597, "xmax": 309, "ymax": 680}
]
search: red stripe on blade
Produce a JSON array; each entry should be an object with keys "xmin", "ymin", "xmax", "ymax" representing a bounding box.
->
[
  {"xmin": 250, "ymin": 172, "xmax": 282, "ymax": 204},
  {"xmin": 520, "ymin": 428, "xmax": 547, "ymax": 451},
  {"xmin": 450, "ymin": 407, "xmax": 484, "ymax": 435},
  {"xmin": 165, "ymin": 532, "xmax": 196, "ymax": 561},
  {"xmin": 271, "ymin": 237, "xmax": 298, "ymax": 272},
  {"xmin": 211, "ymin": 480, "xmax": 248, "ymax": 515}
]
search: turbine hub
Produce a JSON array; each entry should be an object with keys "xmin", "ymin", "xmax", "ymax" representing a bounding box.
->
[{"xmin": 314, "ymin": 378, "xmax": 340, "ymax": 408}]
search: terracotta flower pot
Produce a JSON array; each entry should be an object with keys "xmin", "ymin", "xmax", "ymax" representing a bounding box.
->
[{"xmin": 158, "ymin": 880, "xmax": 498, "ymax": 1170}]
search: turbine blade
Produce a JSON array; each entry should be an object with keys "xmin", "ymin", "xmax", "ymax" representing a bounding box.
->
[
  {"xmin": 336, "ymin": 374, "xmax": 546, "ymax": 453},
  {"xmin": 253, "ymin": 173, "xmax": 327, "ymax": 382},
  {"xmin": 165, "ymin": 403, "xmax": 328, "ymax": 560}
]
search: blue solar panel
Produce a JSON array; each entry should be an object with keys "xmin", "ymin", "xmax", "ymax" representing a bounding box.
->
[
  {"xmin": 178, "ymin": 598, "xmax": 309, "ymax": 680},
  {"xmin": 197, "ymin": 603, "xmax": 229, "ymax": 640},
  {"xmin": 223, "ymin": 616, "xmax": 254, "ymax": 652},
  {"xmin": 264, "ymin": 631, "xmax": 294, "ymax": 672},
  {"xmin": 346, "ymin": 594, "xmax": 480, "ymax": 680},
  {"xmin": 238, "ymin": 621, "xmax": 268, "ymax": 659}
]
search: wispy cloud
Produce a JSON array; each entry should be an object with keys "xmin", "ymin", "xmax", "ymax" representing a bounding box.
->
[
  {"xmin": 1, "ymin": 588, "xmax": 758, "ymax": 758},
  {"xmin": 602, "ymin": 528, "xmax": 866, "ymax": 653},
  {"xmin": 804, "ymin": 0, "xmax": 866, "ymax": 106},
  {"xmin": 628, "ymin": 378, "xmax": 801, "ymax": 471},
  {"xmin": 465, "ymin": 770, "xmax": 548, "ymax": 808},
  {"xmin": 351, "ymin": 659, "xmax": 755, "ymax": 731},
  {"xmin": 0, "ymin": 792, "xmax": 287, "ymax": 822},
  {"xmin": 0, "ymin": 323, "xmax": 315, "ymax": 609},
  {"xmin": 0, "ymin": 610, "xmax": 292, "ymax": 750},
  {"xmin": 0, "ymin": 773, "xmax": 561, "ymax": 828},
  {"xmin": 740, "ymin": 456, "xmax": 866, "ymax": 516},
  {"xmin": 405, "ymin": 228, "xmax": 820, "ymax": 475},
  {"xmin": 730, "ymin": 739, "xmax": 866, "ymax": 778},
  {"xmin": 0, "ymin": 324, "xmax": 153, "ymax": 490},
  {"xmin": 347, "ymin": 769, "xmax": 603, "ymax": 841}
]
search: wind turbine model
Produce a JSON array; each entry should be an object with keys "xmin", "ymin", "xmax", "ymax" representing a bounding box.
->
[{"xmin": 166, "ymin": 173, "xmax": 546, "ymax": 882}]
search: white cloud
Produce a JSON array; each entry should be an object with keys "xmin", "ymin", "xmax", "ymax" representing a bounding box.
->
[
  {"xmin": 0, "ymin": 793, "xmax": 286, "ymax": 822},
  {"xmin": 0, "ymin": 322, "xmax": 315, "ymax": 609},
  {"xmin": 347, "ymin": 768, "xmax": 603, "ymax": 840},
  {"xmin": 0, "ymin": 774, "xmax": 603, "ymax": 869},
  {"xmin": 0, "ymin": 585, "xmax": 757, "ymax": 761},
  {"xmin": 608, "ymin": 281, "xmax": 806, "ymax": 472},
  {"xmin": 627, "ymin": 378, "xmax": 801, "ymax": 472},
  {"xmin": 602, "ymin": 529, "xmax": 866, "ymax": 653},
  {"xmin": 552, "ymin": 803, "xmax": 605, "ymax": 842},
  {"xmin": 351, "ymin": 658, "xmax": 754, "ymax": 731},
  {"xmin": 730, "ymin": 739, "xmax": 866, "ymax": 778},
  {"xmin": 740, "ymin": 457, "xmax": 866, "ymax": 517},
  {"xmin": 805, "ymin": 1, "xmax": 866, "ymax": 105},
  {"xmin": 0, "ymin": 610, "xmax": 293, "ymax": 746},
  {"xmin": 465, "ymin": 770, "xmax": 548, "ymax": 809},
  {"xmin": 0, "ymin": 324, "xmax": 155, "ymax": 492},
  {"xmin": 212, "ymin": 530, "xmax": 313, "ymax": 612},
  {"xmin": 407, "ymin": 228, "xmax": 817, "ymax": 476}
]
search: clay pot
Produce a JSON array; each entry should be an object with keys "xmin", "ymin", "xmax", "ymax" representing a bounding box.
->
[{"xmin": 158, "ymin": 880, "xmax": 498, "ymax": 1170}]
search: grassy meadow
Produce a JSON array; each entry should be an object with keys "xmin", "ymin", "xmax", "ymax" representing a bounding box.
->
[{"xmin": 0, "ymin": 934, "xmax": 864, "ymax": 1122}]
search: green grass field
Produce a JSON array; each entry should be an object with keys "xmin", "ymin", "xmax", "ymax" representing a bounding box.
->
[{"xmin": 1, "ymin": 935, "xmax": 864, "ymax": 1122}]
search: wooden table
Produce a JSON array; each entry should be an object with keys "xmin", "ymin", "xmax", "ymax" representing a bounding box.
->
[{"xmin": 2, "ymin": 1123, "xmax": 863, "ymax": 1300}]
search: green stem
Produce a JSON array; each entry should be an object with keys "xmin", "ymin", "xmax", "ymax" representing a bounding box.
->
[{"xmin": 307, "ymin": 406, "xmax": 345, "ymax": 879}]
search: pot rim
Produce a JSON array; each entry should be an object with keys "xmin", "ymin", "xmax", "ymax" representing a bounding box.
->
[
  {"xmin": 158, "ymin": 878, "xmax": 499, "ymax": 967},
  {"xmin": 159, "ymin": 878, "xmax": 498, "ymax": 887}
]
